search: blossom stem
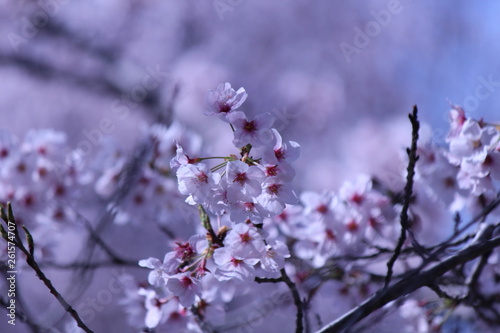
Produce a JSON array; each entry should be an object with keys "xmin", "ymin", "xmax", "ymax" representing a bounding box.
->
[
  {"xmin": 198, "ymin": 156, "xmax": 230, "ymax": 161},
  {"xmin": 210, "ymin": 161, "xmax": 227, "ymax": 172}
]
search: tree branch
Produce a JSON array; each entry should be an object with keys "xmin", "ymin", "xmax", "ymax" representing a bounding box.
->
[
  {"xmin": 0, "ymin": 203, "xmax": 94, "ymax": 333},
  {"xmin": 254, "ymin": 269, "xmax": 304, "ymax": 333},
  {"xmin": 317, "ymin": 232, "xmax": 500, "ymax": 333},
  {"xmin": 384, "ymin": 106, "xmax": 420, "ymax": 288}
]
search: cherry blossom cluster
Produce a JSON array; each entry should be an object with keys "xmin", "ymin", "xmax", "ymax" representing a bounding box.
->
[
  {"xmin": 265, "ymin": 175, "xmax": 398, "ymax": 268},
  {"xmin": 129, "ymin": 87, "xmax": 500, "ymax": 332},
  {"xmin": 413, "ymin": 106, "xmax": 500, "ymax": 220},
  {"xmin": 0, "ymin": 129, "xmax": 91, "ymax": 260},
  {"xmin": 2, "ymin": 84, "xmax": 500, "ymax": 332},
  {"xmin": 93, "ymin": 122, "xmax": 204, "ymax": 232},
  {"xmin": 134, "ymin": 83, "xmax": 299, "ymax": 330}
]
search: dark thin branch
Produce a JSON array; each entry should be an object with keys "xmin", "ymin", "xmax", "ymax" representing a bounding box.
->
[
  {"xmin": 255, "ymin": 276, "xmax": 283, "ymax": 283},
  {"xmin": 191, "ymin": 304, "xmax": 219, "ymax": 333},
  {"xmin": 429, "ymin": 194, "xmax": 500, "ymax": 259},
  {"xmin": 0, "ymin": 296, "xmax": 60, "ymax": 333},
  {"xmin": 74, "ymin": 209, "xmax": 135, "ymax": 265},
  {"xmin": 280, "ymin": 268, "xmax": 304, "ymax": 333},
  {"xmin": 0, "ymin": 52, "xmax": 161, "ymax": 110},
  {"xmin": 0, "ymin": 204, "xmax": 94, "ymax": 333},
  {"xmin": 384, "ymin": 106, "xmax": 420, "ymax": 288},
  {"xmin": 426, "ymin": 282, "xmax": 463, "ymax": 303},
  {"xmin": 317, "ymin": 233, "xmax": 500, "ymax": 333},
  {"xmin": 254, "ymin": 269, "xmax": 304, "ymax": 333},
  {"xmin": 69, "ymin": 140, "xmax": 152, "ymax": 300},
  {"xmin": 465, "ymin": 225, "xmax": 494, "ymax": 290}
]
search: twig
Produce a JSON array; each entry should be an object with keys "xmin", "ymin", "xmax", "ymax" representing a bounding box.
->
[
  {"xmin": 0, "ymin": 203, "xmax": 94, "ymax": 333},
  {"xmin": 255, "ymin": 276, "xmax": 283, "ymax": 283},
  {"xmin": 281, "ymin": 268, "xmax": 304, "ymax": 333},
  {"xmin": 316, "ymin": 232, "xmax": 500, "ymax": 333},
  {"xmin": 0, "ymin": 296, "xmax": 61, "ymax": 333},
  {"xmin": 191, "ymin": 304, "xmax": 219, "ymax": 333},
  {"xmin": 254, "ymin": 269, "xmax": 304, "ymax": 333},
  {"xmin": 384, "ymin": 106, "xmax": 420, "ymax": 288}
]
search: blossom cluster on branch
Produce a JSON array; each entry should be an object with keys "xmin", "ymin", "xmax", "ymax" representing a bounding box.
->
[{"xmin": 1, "ymin": 83, "xmax": 500, "ymax": 333}]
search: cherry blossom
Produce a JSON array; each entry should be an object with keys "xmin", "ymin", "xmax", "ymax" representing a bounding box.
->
[
  {"xmin": 139, "ymin": 253, "xmax": 180, "ymax": 287},
  {"xmin": 176, "ymin": 163, "xmax": 220, "ymax": 204},
  {"xmin": 213, "ymin": 247, "xmax": 260, "ymax": 283},
  {"xmin": 166, "ymin": 273, "xmax": 202, "ymax": 307},
  {"xmin": 227, "ymin": 111, "xmax": 275, "ymax": 148},
  {"xmin": 205, "ymin": 82, "xmax": 248, "ymax": 120}
]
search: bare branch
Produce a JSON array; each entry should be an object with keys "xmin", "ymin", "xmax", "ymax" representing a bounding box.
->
[
  {"xmin": 384, "ymin": 105, "xmax": 420, "ymax": 288},
  {"xmin": 317, "ymin": 232, "xmax": 500, "ymax": 333},
  {"xmin": 0, "ymin": 203, "xmax": 94, "ymax": 333}
]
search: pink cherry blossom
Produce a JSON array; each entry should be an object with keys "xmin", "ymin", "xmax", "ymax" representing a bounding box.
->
[
  {"xmin": 226, "ymin": 111, "xmax": 274, "ymax": 148},
  {"xmin": 139, "ymin": 253, "xmax": 180, "ymax": 287},
  {"xmin": 226, "ymin": 160, "xmax": 265, "ymax": 199},
  {"xmin": 176, "ymin": 163, "xmax": 219, "ymax": 204},
  {"xmin": 213, "ymin": 247, "xmax": 259, "ymax": 282},
  {"xmin": 166, "ymin": 272, "xmax": 201, "ymax": 307},
  {"xmin": 205, "ymin": 82, "xmax": 248, "ymax": 120}
]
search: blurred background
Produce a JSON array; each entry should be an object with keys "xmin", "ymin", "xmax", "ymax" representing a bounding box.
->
[
  {"xmin": 1, "ymin": 0, "xmax": 500, "ymax": 332},
  {"xmin": 2, "ymin": 0, "xmax": 500, "ymax": 190}
]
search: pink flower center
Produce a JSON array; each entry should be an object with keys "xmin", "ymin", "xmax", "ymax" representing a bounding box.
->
[
  {"xmin": 234, "ymin": 172, "xmax": 248, "ymax": 185},
  {"xmin": 175, "ymin": 242, "xmax": 195, "ymax": 260},
  {"xmin": 274, "ymin": 148, "xmax": 285, "ymax": 161},
  {"xmin": 346, "ymin": 220, "xmax": 359, "ymax": 232},
  {"xmin": 38, "ymin": 167, "xmax": 48, "ymax": 177},
  {"xmin": 244, "ymin": 202, "xmax": 255, "ymax": 212},
  {"xmin": 316, "ymin": 204, "xmax": 328, "ymax": 214},
  {"xmin": 37, "ymin": 146, "xmax": 47, "ymax": 155},
  {"xmin": 219, "ymin": 102, "xmax": 231, "ymax": 113},
  {"xmin": 325, "ymin": 229, "xmax": 336, "ymax": 240},
  {"xmin": 180, "ymin": 276, "xmax": 193, "ymax": 288},
  {"xmin": 443, "ymin": 177, "xmax": 455, "ymax": 188},
  {"xmin": 197, "ymin": 172, "xmax": 208, "ymax": 183},
  {"xmin": 239, "ymin": 231, "xmax": 252, "ymax": 243},
  {"xmin": 55, "ymin": 184, "xmax": 66, "ymax": 197},
  {"xmin": 134, "ymin": 194, "xmax": 144, "ymax": 205},
  {"xmin": 230, "ymin": 257, "xmax": 243, "ymax": 266},
  {"xmin": 243, "ymin": 120, "xmax": 257, "ymax": 133},
  {"xmin": 54, "ymin": 209, "xmax": 65, "ymax": 220},
  {"xmin": 16, "ymin": 163, "xmax": 26, "ymax": 173},
  {"xmin": 278, "ymin": 211, "xmax": 288, "ymax": 222},
  {"xmin": 267, "ymin": 184, "xmax": 281, "ymax": 195},
  {"xmin": 350, "ymin": 193, "xmax": 364, "ymax": 204},
  {"xmin": 266, "ymin": 165, "xmax": 278, "ymax": 177},
  {"xmin": 22, "ymin": 194, "xmax": 34, "ymax": 207}
]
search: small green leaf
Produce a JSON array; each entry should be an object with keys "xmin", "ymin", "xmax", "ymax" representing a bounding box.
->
[
  {"xmin": 0, "ymin": 224, "xmax": 8, "ymax": 241},
  {"xmin": 0, "ymin": 204, "xmax": 7, "ymax": 222},
  {"xmin": 198, "ymin": 205, "xmax": 210, "ymax": 230},
  {"xmin": 22, "ymin": 226, "xmax": 35, "ymax": 257},
  {"xmin": 7, "ymin": 202, "xmax": 16, "ymax": 224}
]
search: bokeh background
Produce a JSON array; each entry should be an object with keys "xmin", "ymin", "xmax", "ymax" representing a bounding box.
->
[{"xmin": 1, "ymin": 1, "xmax": 500, "ymax": 332}]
